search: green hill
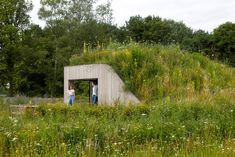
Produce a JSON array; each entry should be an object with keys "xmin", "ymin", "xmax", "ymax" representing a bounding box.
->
[
  {"xmin": 70, "ymin": 43, "xmax": 235, "ymax": 104},
  {"xmin": 1, "ymin": 43, "xmax": 234, "ymax": 156}
]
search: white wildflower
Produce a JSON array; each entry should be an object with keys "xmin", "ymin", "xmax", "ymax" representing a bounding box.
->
[{"xmin": 12, "ymin": 137, "xmax": 18, "ymax": 142}]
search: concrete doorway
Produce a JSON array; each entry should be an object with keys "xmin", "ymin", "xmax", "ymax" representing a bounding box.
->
[
  {"xmin": 64, "ymin": 64, "xmax": 140, "ymax": 105},
  {"xmin": 68, "ymin": 79, "xmax": 98, "ymax": 104}
]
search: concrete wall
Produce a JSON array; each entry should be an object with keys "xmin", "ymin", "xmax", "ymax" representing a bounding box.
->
[{"xmin": 64, "ymin": 64, "xmax": 140, "ymax": 105}]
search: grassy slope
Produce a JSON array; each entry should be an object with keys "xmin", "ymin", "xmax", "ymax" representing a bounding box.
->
[
  {"xmin": 70, "ymin": 43, "xmax": 235, "ymax": 104},
  {"xmin": 1, "ymin": 43, "xmax": 234, "ymax": 156}
]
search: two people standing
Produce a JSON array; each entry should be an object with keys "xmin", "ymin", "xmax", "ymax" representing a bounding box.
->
[{"xmin": 67, "ymin": 81, "xmax": 98, "ymax": 106}]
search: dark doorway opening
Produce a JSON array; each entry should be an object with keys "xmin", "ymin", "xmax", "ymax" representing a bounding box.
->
[{"xmin": 68, "ymin": 79, "xmax": 98, "ymax": 104}]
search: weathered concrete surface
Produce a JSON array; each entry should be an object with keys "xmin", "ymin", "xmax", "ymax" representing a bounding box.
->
[{"xmin": 64, "ymin": 64, "xmax": 140, "ymax": 105}]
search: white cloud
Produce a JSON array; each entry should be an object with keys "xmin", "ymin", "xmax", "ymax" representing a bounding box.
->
[{"xmin": 30, "ymin": 0, "xmax": 235, "ymax": 32}]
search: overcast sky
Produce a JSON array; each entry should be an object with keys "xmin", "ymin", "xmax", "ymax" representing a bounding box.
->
[{"xmin": 30, "ymin": 0, "xmax": 235, "ymax": 32}]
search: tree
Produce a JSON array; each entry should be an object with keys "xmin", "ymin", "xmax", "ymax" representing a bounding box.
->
[
  {"xmin": 126, "ymin": 16, "xmax": 145, "ymax": 42},
  {"xmin": 212, "ymin": 22, "xmax": 235, "ymax": 65},
  {"xmin": 166, "ymin": 20, "xmax": 192, "ymax": 45},
  {"xmin": 126, "ymin": 15, "xmax": 193, "ymax": 45},
  {"xmin": 18, "ymin": 25, "xmax": 48, "ymax": 96},
  {"xmin": 0, "ymin": 0, "xmax": 32, "ymax": 96},
  {"xmin": 181, "ymin": 30, "xmax": 211, "ymax": 54},
  {"xmin": 37, "ymin": 0, "xmax": 115, "ymax": 97},
  {"xmin": 96, "ymin": 0, "xmax": 113, "ymax": 24}
]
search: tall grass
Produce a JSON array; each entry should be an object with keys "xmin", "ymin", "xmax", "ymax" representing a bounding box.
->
[
  {"xmin": 70, "ymin": 43, "xmax": 235, "ymax": 103},
  {"xmin": 0, "ymin": 101, "xmax": 234, "ymax": 156},
  {"xmin": 1, "ymin": 43, "xmax": 234, "ymax": 156}
]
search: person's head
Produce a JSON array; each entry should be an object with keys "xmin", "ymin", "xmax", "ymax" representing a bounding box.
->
[
  {"xmin": 92, "ymin": 80, "xmax": 97, "ymax": 86},
  {"xmin": 69, "ymin": 85, "xmax": 73, "ymax": 90}
]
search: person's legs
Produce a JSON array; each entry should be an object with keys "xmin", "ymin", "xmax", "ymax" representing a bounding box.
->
[
  {"xmin": 71, "ymin": 95, "xmax": 75, "ymax": 105},
  {"xmin": 94, "ymin": 95, "xmax": 97, "ymax": 104},
  {"xmin": 68, "ymin": 96, "xmax": 72, "ymax": 105},
  {"xmin": 92, "ymin": 95, "xmax": 95, "ymax": 105},
  {"xmin": 92, "ymin": 95, "xmax": 97, "ymax": 105}
]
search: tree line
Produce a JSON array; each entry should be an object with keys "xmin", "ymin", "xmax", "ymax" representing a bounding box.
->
[{"xmin": 0, "ymin": 0, "xmax": 234, "ymax": 97}]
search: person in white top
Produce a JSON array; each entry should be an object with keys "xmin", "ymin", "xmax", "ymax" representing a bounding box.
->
[
  {"xmin": 91, "ymin": 81, "xmax": 98, "ymax": 105},
  {"xmin": 68, "ymin": 85, "xmax": 75, "ymax": 105}
]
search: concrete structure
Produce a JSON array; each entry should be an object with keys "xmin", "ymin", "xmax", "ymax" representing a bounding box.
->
[{"xmin": 64, "ymin": 64, "xmax": 140, "ymax": 105}]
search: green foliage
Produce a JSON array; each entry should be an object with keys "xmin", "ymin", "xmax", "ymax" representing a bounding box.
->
[
  {"xmin": 0, "ymin": 102, "xmax": 234, "ymax": 156},
  {"xmin": 0, "ymin": 0, "xmax": 32, "ymax": 96},
  {"xmin": 213, "ymin": 22, "xmax": 235, "ymax": 66},
  {"xmin": 125, "ymin": 16, "xmax": 234, "ymax": 67},
  {"xmin": 181, "ymin": 30, "xmax": 211, "ymax": 54},
  {"xmin": 12, "ymin": 0, "xmax": 116, "ymax": 97},
  {"xmin": 70, "ymin": 43, "xmax": 235, "ymax": 103},
  {"xmin": 39, "ymin": 0, "xmax": 113, "ymax": 25},
  {"xmin": 1, "ymin": 1, "xmax": 234, "ymax": 98},
  {"xmin": 126, "ymin": 15, "xmax": 193, "ymax": 45}
]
